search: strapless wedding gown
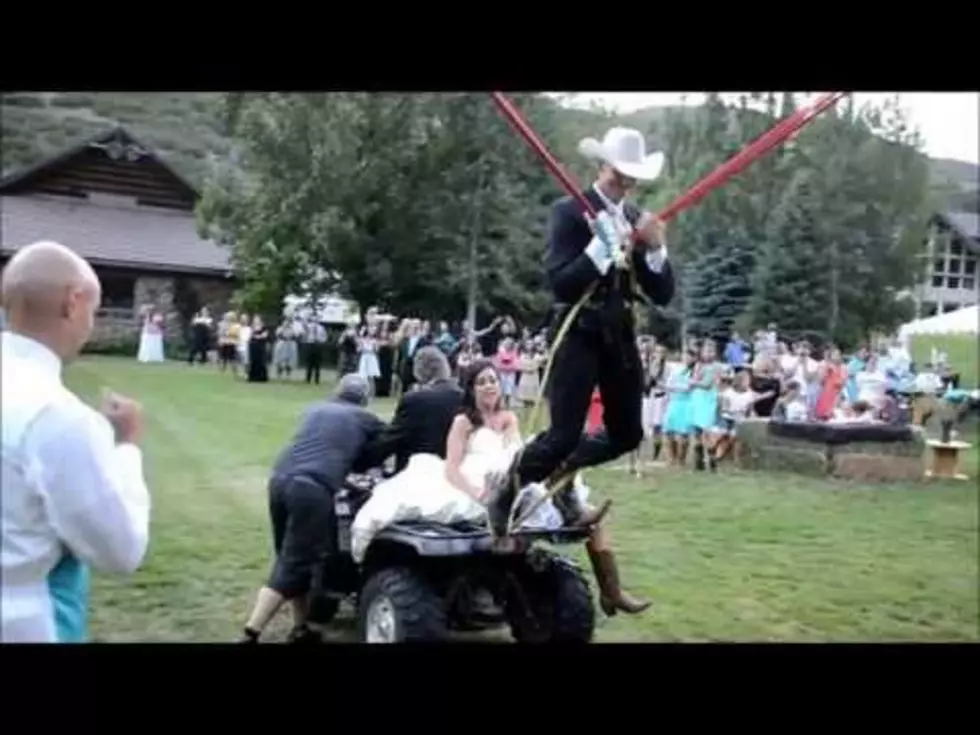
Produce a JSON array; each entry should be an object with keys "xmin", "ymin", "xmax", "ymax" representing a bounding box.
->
[
  {"xmin": 349, "ymin": 427, "xmax": 589, "ymax": 563},
  {"xmin": 137, "ymin": 325, "xmax": 164, "ymax": 363}
]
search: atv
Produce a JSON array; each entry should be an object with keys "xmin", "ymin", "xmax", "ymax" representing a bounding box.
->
[{"xmin": 309, "ymin": 471, "xmax": 597, "ymax": 643}]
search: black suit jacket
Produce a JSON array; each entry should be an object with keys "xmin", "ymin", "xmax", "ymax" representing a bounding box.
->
[
  {"xmin": 362, "ymin": 378, "xmax": 463, "ymax": 473},
  {"xmin": 544, "ymin": 187, "xmax": 675, "ymax": 308},
  {"xmin": 399, "ymin": 333, "xmax": 433, "ymax": 381}
]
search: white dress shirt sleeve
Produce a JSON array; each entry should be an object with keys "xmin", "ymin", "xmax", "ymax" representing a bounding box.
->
[{"xmin": 29, "ymin": 403, "xmax": 151, "ymax": 574}]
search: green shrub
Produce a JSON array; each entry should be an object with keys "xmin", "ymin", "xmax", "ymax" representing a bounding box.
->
[
  {"xmin": 83, "ymin": 334, "xmax": 190, "ymax": 361},
  {"xmin": 83, "ymin": 336, "xmax": 141, "ymax": 357}
]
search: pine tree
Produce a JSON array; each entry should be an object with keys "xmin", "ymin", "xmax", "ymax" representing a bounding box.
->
[
  {"xmin": 683, "ymin": 94, "xmax": 755, "ymax": 341},
  {"xmin": 749, "ymin": 170, "xmax": 834, "ymax": 345},
  {"xmin": 686, "ymin": 220, "xmax": 755, "ymax": 342}
]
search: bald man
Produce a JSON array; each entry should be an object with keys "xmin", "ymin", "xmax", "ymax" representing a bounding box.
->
[{"xmin": 1, "ymin": 241, "xmax": 151, "ymax": 643}]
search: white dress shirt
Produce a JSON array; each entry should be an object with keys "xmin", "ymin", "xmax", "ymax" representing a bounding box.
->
[
  {"xmin": 589, "ymin": 184, "xmax": 669, "ymax": 275},
  {"xmin": 1, "ymin": 332, "xmax": 150, "ymax": 642}
]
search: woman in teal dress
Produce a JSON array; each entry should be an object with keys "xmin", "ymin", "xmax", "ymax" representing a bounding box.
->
[
  {"xmin": 663, "ymin": 347, "xmax": 698, "ymax": 467},
  {"xmin": 690, "ymin": 340, "xmax": 722, "ymax": 471}
]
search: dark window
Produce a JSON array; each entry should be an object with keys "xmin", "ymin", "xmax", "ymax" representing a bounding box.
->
[
  {"xmin": 965, "ymin": 259, "xmax": 976, "ymax": 275},
  {"xmin": 950, "ymin": 240, "xmax": 963, "ymax": 256},
  {"xmin": 99, "ymin": 273, "xmax": 136, "ymax": 309},
  {"xmin": 932, "ymin": 276, "xmax": 944, "ymax": 287},
  {"xmin": 948, "ymin": 258, "xmax": 961, "ymax": 274},
  {"xmin": 964, "ymin": 278, "xmax": 975, "ymax": 291},
  {"xmin": 933, "ymin": 258, "xmax": 945, "ymax": 274},
  {"xmin": 947, "ymin": 277, "xmax": 960, "ymax": 289},
  {"xmin": 942, "ymin": 302, "xmax": 960, "ymax": 313}
]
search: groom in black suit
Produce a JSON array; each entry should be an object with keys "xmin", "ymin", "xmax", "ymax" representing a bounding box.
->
[
  {"xmin": 363, "ymin": 346, "xmax": 462, "ymax": 472},
  {"xmin": 485, "ymin": 126, "xmax": 675, "ymax": 537}
]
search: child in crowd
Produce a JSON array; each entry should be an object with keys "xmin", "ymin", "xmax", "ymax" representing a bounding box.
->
[
  {"xmin": 777, "ymin": 380, "xmax": 809, "ymax": 422},
  {"xmin": 711, "ymin": 370, "xmax": 777, "ymax": 464}
]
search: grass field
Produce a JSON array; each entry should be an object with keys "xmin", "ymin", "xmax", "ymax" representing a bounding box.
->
[
  {"xmin": 911, "ymin": 333, "xmax": 979, "ymax": 389},
  {"xmin": 65, "ymin": 357, "xmax": 980, "ymax": 643}
]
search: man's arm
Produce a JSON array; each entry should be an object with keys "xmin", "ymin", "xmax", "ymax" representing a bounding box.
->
[
  {"xmin": 357, "ymin": 396, "xmax": 412, "ymax": 469},
  {"xmin": 629, "ymin": 209, "xmax": 675, "ymax": 306},
  {"xmin": 545, "ymin": 198, "xmax": 608, "ymax": 303},
  {"xmin": 31, "ymin": 404, "xmax": 150, "ymax": 575}
]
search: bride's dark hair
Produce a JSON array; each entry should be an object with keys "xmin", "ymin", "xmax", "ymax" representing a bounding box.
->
[{"xmin": 458, "ymin": 358, "xmax": 501, "ymax": 429}]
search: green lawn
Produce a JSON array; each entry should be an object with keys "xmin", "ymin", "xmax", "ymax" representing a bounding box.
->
[
  {"xmin": 911, "ymin": 333, "xmax": 979, "ymax": 389},
  {"xmin": 65, "ymin": 357, "xmax": 979, "ymax": 642}
]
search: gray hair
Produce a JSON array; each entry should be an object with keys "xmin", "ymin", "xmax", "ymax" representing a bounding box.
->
[
  {"xmin": 336, "ymin": 373, "xmax": 370, "ymax": 406},
  {"xmin": 413, "ymin": 345, "xmax": 450, "ymax": 384}
]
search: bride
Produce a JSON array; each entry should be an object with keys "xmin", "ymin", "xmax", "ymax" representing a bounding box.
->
[
  {"xmin": 137, "ymin": 306, "xmax": 165, "ymax": 363},
  {"xmin": 350, "ymin": 359, "xmax": 650, "ymax": 616}
]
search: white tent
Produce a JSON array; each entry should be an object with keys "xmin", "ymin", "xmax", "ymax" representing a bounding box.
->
[
  {"xmin": 283, "ymin": 293, "xmax": 359, "ymax": 325},
  {"xmin": 897, "ymin": 304, "xmax": 979, "ymax": 339}
]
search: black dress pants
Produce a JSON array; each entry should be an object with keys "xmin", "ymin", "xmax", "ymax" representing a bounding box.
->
[
  {"xmin": 305, "ymin": 344, "xmax": 323, "ymax": 384},
  {"xmin": 516, "ymin": 306, "xmax": 644, "ymax": 484}
]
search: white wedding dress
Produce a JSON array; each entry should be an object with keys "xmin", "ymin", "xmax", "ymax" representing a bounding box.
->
[
  {"xmin": 349, "ymin": 426, "xmax": 590, "ymax": 563},
  {"xmin": 137, "ymin": 321, "xmax": 165, "ymax": 363}
]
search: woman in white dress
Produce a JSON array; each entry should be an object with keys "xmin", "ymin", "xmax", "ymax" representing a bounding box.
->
[
  {"xmin": 137, "ymin": 308, "xmax": 165, "ymax": 363},
  {"xmin": 357, "ymin": 324, "xmax": 382, "ymax": 394},
  {"xmin": 351, "ymin": 359, "xmax": 650, "ymax": 616},
  {"xmin": 515, "ymin": 341, "xmax": 542, "ymax": 408}
]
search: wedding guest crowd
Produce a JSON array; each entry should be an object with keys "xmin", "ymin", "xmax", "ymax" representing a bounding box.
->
[
  {"xmin": 127, "ymin": 298, "xmax": 970, "ymax": 449},
  {"xmin": 602, "ymin": 327, "xmax": 968, "ymax": 474}
]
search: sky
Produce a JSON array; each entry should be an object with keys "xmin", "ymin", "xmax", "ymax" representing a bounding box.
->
[{"xmin": 551, "ymin": 92, "xmax": 978, "ymax": 164}]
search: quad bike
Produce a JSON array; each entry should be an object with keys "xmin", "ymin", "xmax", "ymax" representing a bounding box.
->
[{"xmin": 308, "ymin": 471, "xmax": 597, "ymax": 643}]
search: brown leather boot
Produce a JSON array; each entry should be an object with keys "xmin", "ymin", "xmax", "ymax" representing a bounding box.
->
[
  {"xmin": 587, "ymin": 547, "xmax": 652, "ymax": 616},
  {"xmin": 549, "ymin": 470, "xmax": 612, "ymax": 527}
]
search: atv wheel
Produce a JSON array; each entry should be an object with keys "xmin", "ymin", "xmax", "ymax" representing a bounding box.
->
[
  {"xmin": 357, "ymin": 567, "xmax": 448, "ymax": 643},
  {"xmin": 508, "ymin": 553, "xmax": 595, "ymax": 643}
]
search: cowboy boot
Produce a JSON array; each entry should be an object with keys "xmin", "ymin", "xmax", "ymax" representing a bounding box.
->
[
  {"xmin": 549, "ymin": 469, "xmax": 612, "ymax": 528},
  {"xmin": 587, "ymin": 547, "xmax": 652, "ymax": 616}
]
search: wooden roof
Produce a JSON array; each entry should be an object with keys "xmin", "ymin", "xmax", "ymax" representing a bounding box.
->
[
  {"xmin": 934, "ymin": 211, "xmax": 980, "ymax": 255},
  {"xmin": 0, "ymin": 126, "xmax": 198, "ymax": 210},
  {"xmin": 0, "ymin": 126, "xmax": 232, "ymax": 276}
]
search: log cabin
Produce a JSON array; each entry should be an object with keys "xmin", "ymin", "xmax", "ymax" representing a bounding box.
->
[{"xmin": 0, "ymin": 125, "xmax": 235, "ymax": 352}]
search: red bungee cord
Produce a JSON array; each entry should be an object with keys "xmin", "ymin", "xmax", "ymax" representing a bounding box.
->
[{"xmin": 489, "ymin": 91, "xmax": 846, "ymax": 225}]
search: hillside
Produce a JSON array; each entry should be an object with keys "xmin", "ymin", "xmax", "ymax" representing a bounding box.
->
[
  {"xmin": 2, "ymin": 92, "xmax": 977, "ymax": 211},
  {"xmin": 1, "ymin": 92, "xmax": 230, "ymax": 185}
]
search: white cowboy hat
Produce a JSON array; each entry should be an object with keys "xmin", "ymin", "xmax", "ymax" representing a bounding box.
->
[{"xmin": 577, "ymin": 127, "xmax": 665, "ymax": 181}]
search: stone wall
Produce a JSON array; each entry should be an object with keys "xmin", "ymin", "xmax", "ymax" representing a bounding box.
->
[
  {"xmin": 87, "ymin": 272, "xmax": 235, "ymax": 352},
  {"xmin": 735, "ymin": 419, "xmax": 927, "ymax": 483}
]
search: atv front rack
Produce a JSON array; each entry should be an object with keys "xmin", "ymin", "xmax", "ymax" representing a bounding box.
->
[{"xmin": 373, "ymin": 520, "xmax": 593, "ymax": 558}]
